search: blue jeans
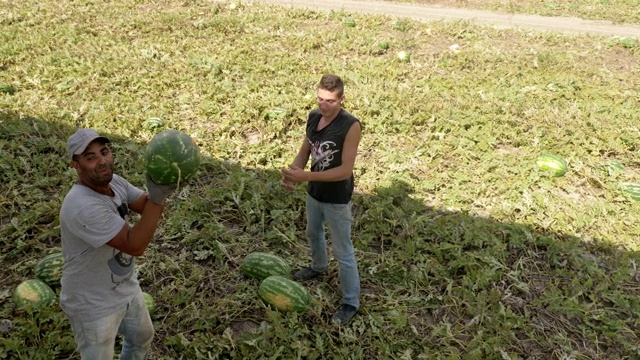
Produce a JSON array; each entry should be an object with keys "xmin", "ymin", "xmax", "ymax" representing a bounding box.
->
[
  {"xmin": 306, "ymin": 194, "xmax": 360, "ymax": 309},
  {"xmin": 67, "ymin": 291, "xmax": 154, "ymax": 360}
]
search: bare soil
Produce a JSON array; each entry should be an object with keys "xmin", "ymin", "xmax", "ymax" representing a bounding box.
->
[{"xmin": 249, "ymin": 0, "xmax": 640, "ymax": 38}]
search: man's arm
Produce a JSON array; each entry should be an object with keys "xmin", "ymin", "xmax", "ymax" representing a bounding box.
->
[
  {"xmin": 108, "ymin": 197, "xmax": 165, "ymax": 256},
  {"xmin": 281, "ymin": 137, "xmax": 311, "ymax": 191},
  {"xmin": 283, "ymin": 122, "xmax": 361, "ymax": 183},
  {"xmin": 128, "ymin": 193, "xmax": 148, "ymax": 214}
]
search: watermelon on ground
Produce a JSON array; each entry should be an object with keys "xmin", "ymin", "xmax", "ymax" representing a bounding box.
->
[
  {"xmin": 536, "ymin": 153, "xmax": 567, "ymax": 176},
  {"xmin": 35, "ymin": 252, "xmax": 64, "ymax": 288},
  {"xmin": 14, "ymin": 279, "xmax": 56, "ymax": 311},
  {"xmin": 618, "ymin": 182, "xmax": 640, "ymax": 201},
  {"xmin": 0, "ymin": 83, "xmax": 15, "ymax": 94},
  {"xmin": 258, "ymin": 275, "xmax": 309, "ymax": 312},
  {"xmin": 241, "ymin": 252, "xmax": 291, "ymax": 280},
  {"xmin": 144, "ymin": 129, "xmax": 200, "ymax": 185},
  {"xmin": 142, "ymin": 292, "xmax": 155, "ymax": 316}
]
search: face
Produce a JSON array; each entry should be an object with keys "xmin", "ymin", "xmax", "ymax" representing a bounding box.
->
[
  {"xmin": 72, "ymin": 140, "xmax": 114, "ymax": 186},
  {"xmin": 316, "ymin": 88, "xmax": 344, "ymax": 119}
]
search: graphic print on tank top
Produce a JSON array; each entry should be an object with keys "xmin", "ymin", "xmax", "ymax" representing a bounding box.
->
[
  {"xmin": 108, "ymin": 201, "xmax": 134, "ymax": 288},
  {"xmin": 310, "ymin": 140, "xmax": 339, "ymax": 172}
]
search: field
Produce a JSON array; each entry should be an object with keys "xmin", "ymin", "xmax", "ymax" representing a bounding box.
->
[
  {"xmin": 410, "ymin": 0, "xmax": 640, "ymax": 25},
  {"xmin": 1, "ymin": 0, "xmax": 640, "ymax": 359}
]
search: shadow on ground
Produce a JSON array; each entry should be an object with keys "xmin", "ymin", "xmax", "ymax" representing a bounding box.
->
[{"xmin": 1, "ymin": 112, "xmax": 638, "ymax": 359}]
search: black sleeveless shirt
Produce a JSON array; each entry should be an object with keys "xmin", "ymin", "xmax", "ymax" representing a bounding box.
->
[{"xmin": 306, "ymin": 108, "xmax": 360, "ymax": 204}]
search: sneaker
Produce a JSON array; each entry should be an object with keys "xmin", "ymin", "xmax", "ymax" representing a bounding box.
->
[
  {"xmin": 331, "ymin": 304, "xmax": 358, "ymax": 326},
  {"xmin": 292, "ymin": 266, "xmax": 324, "ymax": 281}
]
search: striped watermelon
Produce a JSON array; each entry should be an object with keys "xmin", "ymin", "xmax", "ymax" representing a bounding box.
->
[
  {"xmin": 342, "ymin": 18, "xmax": 356, "ymax": 27},
  {"xmin": 258, "ymin": 275, "xmax": 309, "ymax": 312},
  {"xmin": 0, "ymin": 83, "xmax": 15, "ymax": 94},
  {"xmin": 241, "ymin": 252, "xmax": 291, "ymax": 280},
  {"xmin": 35, "ymin": 252, "xmax": 64, "ymax": 288},
  {"xmin": 142, "ymin": 292, "xmax": 155, "ymax": 316},
  {"xmin": 144, "ymin": 129, "xmax": 200, "ymax": 185},
  {"xmin": 14, "ymin": 279, "xmax": 56, "ymax": 311},
  {"xmin": 536, "ymin": 153, "xmax": 567, "ymax": 176},
  {"xmin": 618, "ymin": 182, "xmax": 640, "ymax": 201},
  {"xmin": 603, "ymin": 159, "xmax": 624, "ymax": 176}
]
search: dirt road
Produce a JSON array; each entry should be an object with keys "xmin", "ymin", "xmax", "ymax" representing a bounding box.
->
[{"xmin": 249, "ymin": 0, "xmax": 640, "ymax": 38}]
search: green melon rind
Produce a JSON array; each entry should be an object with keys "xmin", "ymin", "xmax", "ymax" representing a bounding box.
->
[
  {"xmin": 603, "ymin": 159, "xmax": 624, "ymax": 176},
  {"xmin": 0, "ymin": 83, "xmax": 15, "ymax": 94},
  {"xmin": 258, "ymin": 275, "xmax": 309, "ymax": 312},
  {"xmin": 536, "ymin": 154, "xmax": 567, "ymax": 176},
  {"xmin": 241, "ymin": 252, "xmax": 291, "ymax": 280},
  {"xmin": 14, "ymin": 279, "xmax": 56, "ymax": 311},
  {"xmin": 144, "ymin": 129, "xmax": 200, "ymax": 185},
  {"xmin": 34, "ymin": 252, "xmax": 64, "ymax": 288},
  {"xmin": 142, "ymin": 292, "xmax": 155, "ymax": 316},
  {"xmin": 618, "ymin": 182, "xmax": 640, "ymax": 201},
  {"xmin": 342, "ymin": 18, "xmax": 356, "ymax": 27}
]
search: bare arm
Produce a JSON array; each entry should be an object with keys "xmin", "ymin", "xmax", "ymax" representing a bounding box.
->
[
  {"xmin": 282, "ymin": 122, "xmax": 361, "ymax": 183},
  {"xmin": 128, "ymin": 192, "xmax": 148, "ymax": 214},
  {"xmin": 108, "ymin": 194, "xmax": 164, "ymax": 256},
  {"xmin": 281, "ymin": 137, "xmax": 311, "ymax": 191}
]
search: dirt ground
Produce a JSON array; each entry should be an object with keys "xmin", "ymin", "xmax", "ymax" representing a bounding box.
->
[{"xmin": 247, "ymin": 0, "xmax": 640, "ymax": 38}]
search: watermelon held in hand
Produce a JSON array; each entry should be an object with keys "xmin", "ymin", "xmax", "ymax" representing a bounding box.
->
[
  {"xmin": 258, "ymin": 275, "xmax": 310, "ymax": 312},
  {"xmin": 536, "ymin": 153, "xmax": 567, "ymax": 176},
  {"xmin": 14, "ymin": 279, "xmax": 56, "ymax": 311},
  {"xmin": 241, "ymin": 252, "xmax": 291, "ymax": 280},
  {"xmin": 142, "ymin": 292, "xmax": 155, "ymax": 316},
  {"xmin": 34, "ymin": 252, "xmax": 64, "ymax": 288},
  {"xmin": 144, "ymin": 129, "xmax": 200, "ymax": 185}
]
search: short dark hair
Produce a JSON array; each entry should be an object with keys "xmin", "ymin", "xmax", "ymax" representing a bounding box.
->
[{"xmin": 318, "ymin": 74, "xmax": 344, "ymax": 97}]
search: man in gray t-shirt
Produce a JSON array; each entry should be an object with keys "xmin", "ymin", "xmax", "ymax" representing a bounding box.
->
[{"xmin": 60, "ymin": 129, "xmax": 175, "ymax": 360}]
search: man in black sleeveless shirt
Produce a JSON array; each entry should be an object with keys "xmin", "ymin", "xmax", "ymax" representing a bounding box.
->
[{"xmin": 281, "ymin": 74, "xmax": 361, "ymax": 325}]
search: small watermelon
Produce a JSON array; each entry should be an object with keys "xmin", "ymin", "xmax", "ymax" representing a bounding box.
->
[
  {"xmin": 144, "ymin": 129, "xmax": 200, "ymax": 185},
  {"xmin": 14, "ymin": 279, "xmax": 56, "ymax": 311},
  {"xmin": 0, "ymin": 83, "xmax": 15, "ymax": 94},
  {"xmin": 618, "ymin": 182, "xmax": 640, "ymax": 201},
  {"xmin": 142, "ymin": 292, "xmax": 155, "ymax": 316},
  {"xmin": 342, "ymin": 18, "xmax": 356, "ymax": 27},
  {"xmin": 536, "ymin": 153, "xmax": 567, "ymax": 176},
  {"xmin": 603, "ymin": 159, "xmax": 624, "ymax": 176},
  {"xmin": 267, "ymin": 108, "xmax": 287, "ymax": 121},
  {"xmin": 34, "ymin": 252, "xmax": 64, "ymax": 288},
  {"xmin": 378, "ymin": 41, "xmax": 390, "ymax": 50},
  {"xmin": 143, "ymin": 117, "xmax": 164, "ymax": 131},
  {"xmin": 258, "ymin": 275, "xmax": 310, "ymax": 312},
  {"xmin": 241, "ymin": 252, "xmax": 291, "ymax": 280},
  {"xmin": 397, "ymin": 51, "xmax": 410, "ymax": 62}
]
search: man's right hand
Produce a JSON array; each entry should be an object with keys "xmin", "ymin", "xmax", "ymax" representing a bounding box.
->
[{"xmin": 146, "ymin": 175, "xmax": 177, "ymax": 204}]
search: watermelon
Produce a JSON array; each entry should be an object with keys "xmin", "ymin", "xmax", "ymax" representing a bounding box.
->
[
  {"xmin": 618, "ymin": 182, "xmax": 640, "ymax": 201},
  {"xmin": 34, "ymin": 252, "xmax": 64, "ymax": 288},
  {"xmin": 143, "ymin": 117, "xmax": 164, "ymax": 131},
  {"xmin": 241, "ymin": 252, "xmax": 291, "ymax": 280},
  {"xmin": 342, "ymin": 18, "xmax": 356, "ymax": 27},
  {"xmin": 603, "ymin": 159, "xmax": 624, "ymax": 176},
  {"xmin": 536, "ymin": 153, "xmax": 567, "ymax": 176},
  {"xmin": 378, "ymin": 41, "xmax": 390, "ymax": 50},
  {"xmin": 258, "ymin": 275, "xmax": 310, "ymax": 312},
  {"xmin": 142, "ymin": 292, "xmax": 155, "ymax": 316},
  {"xmin": 267, "ymin": 108, "xmax": 287, "ymax": 121},
  {"xmin": 0, "ymin": 83, "xmax": 15, "ymax": 94},
  {"xmin": 397, "ymin": 51, "xmax": 410, "ymax": 62},
  {"xmin": 144, "ymin": 129, "xmax": 200, "ymax": 185},
  {"xmin": 14, "ymin": 279, "xmax": 56, "ymax": 311}
]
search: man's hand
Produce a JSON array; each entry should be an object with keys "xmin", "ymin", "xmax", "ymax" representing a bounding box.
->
[
  {"xmin": 146, "ymin": 175, "xmax": 177, "ymax": 204},
  {"xmin": 281, "ymin": 164, "xmax": 307, "ymax": 187}
]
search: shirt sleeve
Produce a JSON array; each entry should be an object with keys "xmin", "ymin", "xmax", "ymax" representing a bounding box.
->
[{"xmin": 67, "ymin": 201, "xmax": 126, "ymax": 248}]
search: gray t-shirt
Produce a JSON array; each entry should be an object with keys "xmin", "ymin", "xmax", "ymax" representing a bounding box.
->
[{"xmin": 59, "ymin": 174, "xmax": 145, "ymax": 320}]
